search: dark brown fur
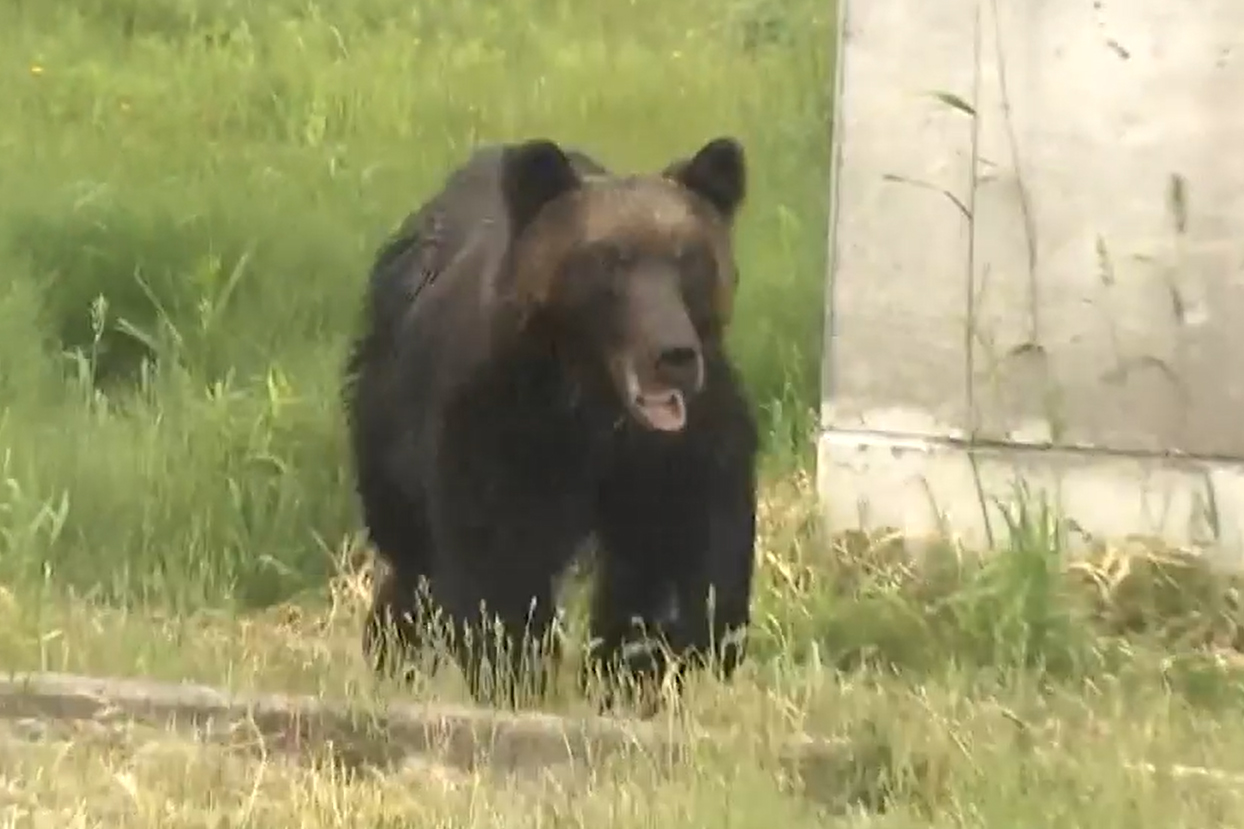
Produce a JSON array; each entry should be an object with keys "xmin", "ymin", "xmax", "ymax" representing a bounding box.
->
[{"xmin": 343, "ymin": 137, "xmax": 759, "ymax": 713}]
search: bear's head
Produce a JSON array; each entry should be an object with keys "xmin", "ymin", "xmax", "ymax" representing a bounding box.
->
[{"xmin": 499, "ymin": 136, "xmax": 747, "ymax": 433}]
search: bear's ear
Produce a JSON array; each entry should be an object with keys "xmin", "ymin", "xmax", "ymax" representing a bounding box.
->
[
  {"xmin": 500, "ymin": 139, "xmax": 583, "ymax": 237},
  {"xmin": 663, "ymin": 137, "xmax": 747, "ymax": 221}
]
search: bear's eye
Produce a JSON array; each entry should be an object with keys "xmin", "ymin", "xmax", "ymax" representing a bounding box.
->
[
  {"xmin": 674, "ymin": 243, "xmax": 713, "ymax": 273},
  {"xmin": 598, "ymin": 243, "xmax": 635, "ymax": 271},
  {"xmin": 674, "ymin": 244, "xmax": 722, "ymax": 321},
  {"xmin": 675, "ymin": 244, "xmax": 715, "ymax": 287}
]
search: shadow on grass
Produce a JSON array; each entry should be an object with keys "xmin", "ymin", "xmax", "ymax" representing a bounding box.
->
[{"xmin": 6, "ymin": 208, "xmax": 260, "ymax": 389}]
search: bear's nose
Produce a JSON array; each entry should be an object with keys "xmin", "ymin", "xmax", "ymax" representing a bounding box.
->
[{"xmin": 654, "ymin": 346, "xmax": 704, "ymax": 395}]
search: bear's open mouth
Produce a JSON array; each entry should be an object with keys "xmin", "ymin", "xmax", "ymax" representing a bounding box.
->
[
  {"xmin": 632, "ymin": 388, "xmax": 687, "ymax": 432},
  {"xmin": 618, "ymin": 359, "xmax": 688, "ymax": 432}
]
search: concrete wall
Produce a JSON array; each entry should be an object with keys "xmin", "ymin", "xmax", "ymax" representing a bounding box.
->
[{"xmin": 818, "ymin": 0, "xmax": 1244, "ymax": 559}]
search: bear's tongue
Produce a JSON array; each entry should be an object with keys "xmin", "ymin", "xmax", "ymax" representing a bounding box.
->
[{"xmin": 635, "ymin": 388, "xmax": 687, "ymax": 432}]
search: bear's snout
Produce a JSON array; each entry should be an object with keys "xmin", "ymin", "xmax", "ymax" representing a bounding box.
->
[
  {"xmin": 613, "ymin": 339, "xmax": 704, "ymax": 434},
  {"xmin": 653, "ymin": 345, "xmax": 704, "ymax": 398},
  {"xmin": 607, "ymin": 275, "xmax": 709, "ymax": 433}
]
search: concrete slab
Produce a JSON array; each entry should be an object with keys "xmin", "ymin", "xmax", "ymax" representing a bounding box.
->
[
  {"xmin": 820, "ymin": 0, "xmax": 1244, "ymax": 558},
  {"xmin": 818, "ymin": 430, "xmax": 1244, "ymax": 563}
]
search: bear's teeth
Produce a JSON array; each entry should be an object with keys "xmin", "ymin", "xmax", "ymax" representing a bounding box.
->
[{"xmin": 636, "ymin": 390, "xmax": 686, "ymax": 432}]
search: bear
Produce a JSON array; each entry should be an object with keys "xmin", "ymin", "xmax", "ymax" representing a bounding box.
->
[{"xmin": 342, "ymin": 135, "xmax": 760, "ymax": 712}]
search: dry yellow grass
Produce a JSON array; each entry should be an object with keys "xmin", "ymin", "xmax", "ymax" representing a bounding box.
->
[
  {"xmin": 3, "ymin": 658, "xmax": 1244, "ymax": 827},
  {"xmin": 4, "ymin": 476, "xmax": 1244, "ymax": 826}
]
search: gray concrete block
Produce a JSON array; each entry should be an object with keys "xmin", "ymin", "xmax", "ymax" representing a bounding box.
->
[
  {"xmin": 820, "ymin": 0, "xmax": 1244, "ymax": 557},
  {"xmin": 822, "ymin": 0, "xmax": 979, "ymax": 436},
  {"xmin": 818, "ymin": 430, "xmax": 1244, "ymax": 564}
]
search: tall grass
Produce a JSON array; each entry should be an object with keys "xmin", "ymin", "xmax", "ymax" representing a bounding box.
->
[{"xmin": 0, "ymin": 0, "xmax": 834, "ymax": 609}]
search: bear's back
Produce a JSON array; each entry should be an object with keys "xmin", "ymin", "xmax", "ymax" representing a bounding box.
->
[
  {"xmin": 361, "ymin": 144, "xmax": 615, "ymax": 410},
  {"xmin": 371, "ymin": 144, "xmax": 610, "ymax": 321}
]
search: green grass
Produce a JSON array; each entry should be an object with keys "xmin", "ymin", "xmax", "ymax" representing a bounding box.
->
[{"xmin": 0, "ymin": 0, "xmax": 833, "ymax": 608}]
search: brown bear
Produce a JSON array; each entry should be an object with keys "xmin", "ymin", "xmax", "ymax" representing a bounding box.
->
[{"xmin": 343, "ymin": 136, "xmax": 760, "ymax": 711}]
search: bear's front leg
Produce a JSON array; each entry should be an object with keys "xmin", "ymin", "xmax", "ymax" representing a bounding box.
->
[
  {"xmin": 427, "ymin": 463, "xmax": 591, "ymax": 710},
  {"xmin": 665, "ymin": 459, "xmax": 757, "ymax": 684},
  {"xmin": 354, "ymin": 457, "xmax": 442, "ymax": 687},
  {"xmin": 429, "ymin": 560, "xmax": 565, "ymax": 710},
  {"xmin": 363, "ymin": 560, "xmax": 446, "ymax": 686},
  {"xmin": 589, "ymin": 438, "xmax": 759, "ymax": 713},
  {"xmin": 579, "ymin": 547, "xmax": 682, "ymax": 714}
]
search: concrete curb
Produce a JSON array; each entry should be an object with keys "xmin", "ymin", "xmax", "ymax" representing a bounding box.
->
[{"xmin": 0, "ymin": 670, "xmax": 838, "ymax": 776}]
